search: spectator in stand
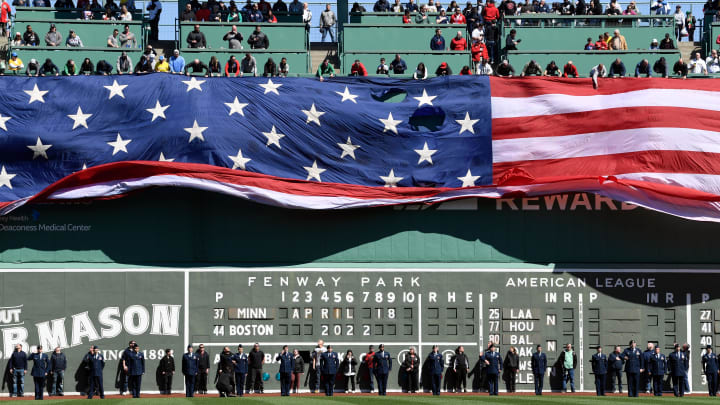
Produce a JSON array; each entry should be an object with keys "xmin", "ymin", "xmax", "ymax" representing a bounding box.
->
[
  {"xmin": 560, "ymin": 0, "xmax": 574, "ymax": 14},
  {"xmin": 485, "ymin": 20, "xmax": 498, "ymax": 63},
  {"xmin": 266, "ymin": 9, "xmax": 277, "ymax": 22},
  {"xmin": 589, "ymin": 63, "xmax": 606, "ymax": 88},
  {"xmin": 471, "ymin": 37, "xmax": 488, "ymax": 67},
  {"xmin": 351, "ymin": 1, "xmax": 366, "ymax": 12},
  {"xmin": 11, "ymin": 32, "xmax": 24, "ymax": 46},
  {"xmin": 706, "ymin": 49, "xmax": 720, "ymax": 73},
  {"xmin": 649, "ymin": 38, "xmax": 659, "ymax": 49},
  {"xmin": 374, "ymin": 0, "xmax": 390, "ymax": 11},
  {"xmin": 406, "ymin": 0, "xmax": 419, "ymax": 11},
  {"xmin": 465, "ymin": 4, "xmax": 479, "ymax": 28},
  {"xmin": 289, "ymin": 0, "xmax": 302, "ymax": 12},
  {"xmin": 223, "ymin": 25, "xmax": 243, "ymax": 49},
  {"xmin": 102, "ymin": 8, "xmax": 116, "ymax": 20},
  {"xmin": 535, "ymin": 0, "xmax": 550, "ymax": 12},
  {"xmin": 184, "ymin": 58, "xmax": 209, "ymax": 76},
  {"xmin": 146, "ymin": 0, "xmax": 162, "ymax": 41},
  {"xmin": 660, "ymin": 32, "xmax": 674, "ymax": 49},
  {"xmin": 134, "ymin": 54, "xmax": 153, "ymax": 73},
  {"xmin": 263, "ymin": 57, "xmax": 277, "ymax": 76},
  {"xmin": 143, "ymin": 45, "xmax": 157, "ymax": 68},
  {"xmin": 316, "ymin": 58, "xmax": 334, "ymax": 81},
  {"xmin": 187, "ymin": 24, "xmax": 207, "ymax": 48},
  {"xmin": 451, "ymin": 7, "xmax": 466, "ymax": 23},
  {"xmin": 689, "ymin": 51, "xmax": 707, "ymax": 73},
  {"xmin": 435, "ymin": 61, "xmax": 452, "ymax": 75},
  {"xmin": 8, "ymin": 52, "xmax": 23, "ymax": 73},
  {"xmin": 273, "ymin": 0, "xmax": 288, "ymax": 12},
  {"xmin": 459, "ymin": 65, "xmax": 472, "ymax": 74},
  {"xmin": 650, "ymin": 0, "xmax": 670, "ymax": 15},
  {"xmin": 673, "ymin": 5, "xmax": 684, "ymax": 40},
  {"xmin": 426, "ymin": 0, "xmax": 437, "ymax": 12},
  {"xmin": 23, "ymin": 25, "xmax": 39, "ymax": 46},
  {"xmin": 208, "ymin": 56, "xmax": 221, "ymax": 76},
  {"xmin": 169, "ymin": 49, "xmax": 185, "ymax": 74},
  {"xmin": 377, "ymin": 57, "xmax": 389, "ymax": 74},
  {"xmin": 496, "ymin": 59, "xmax": 514, "ymax": 76},
  {"xmin": 482, "ymin": 0, "xmax": 499, "ymax": 22},
  {"xmin": 584, "ymin": 37, "xmax": 594, "ymax": 50},
  {"xmin": 258, "ymin": 0, "xmax": 271, "ymax": 16},
  {"xmin": 609, "ymin": 29, "xmax": 627, "ymax": 50},
  {"xmin": 563, "ymin": 60, "xmax": 578, "ymax": 77},
  {"xmin": 350, "ymin": 59, "xmax": 368, "ymax": 76},
  {"xmin": 39, "ymin": 58, "xmax": 59, "ymax": 76},
  {"xmin": 225, "ymin": 54, "xmax": 240, "ymax": 76},
  {"xmin": 521, "ymin": 59, "xmax": 541, "ymax": 76},
  {"xmin": 390, "ymin": 54, "xmax": 407, "ymax": 74},
  {"xmin": 653, "ymin": 57, "xmax": 668, "ymax": 77},
  {"xmin": 544, "ymin": 60, "xmax": 560, "ymax": 76},
  {"xmin": 108, "ymin": 28, "xmax": 120, "ymax": 47},
  {"xmin": 117, "ymin": 50, "xmax": 133, "ymax": 73},
  {"xmin": 673, "ymin": 57, "xmax": 687, "ymax": 77},
  {"xmin": 95, "ymin": 59, "xmax": 113, "ymax": 75},
  {"xmin": 320, "ymin": 3, "xmax": 336, "ymax": 42},
  {"xmin": 413, "ymin": 62, "xmax": 427, "ymax": 79},
  {"xmin": 634, "ymin": 59, "xmax": 651, "ymax": 77},
  {"xmin": 248, "ymin": 3, "xmax": 263, "ymax": 21},
  {"xmin": 119, "ymin": 4, "xmax": 132, "ymax": 19},
  {"xmin": 500, "ymin": 0, "xmax": 516, "ymax": 16},
  {"xmin": 450, "ymin": 30, "xmax": 466, "ymax": 49},
  {"xmin": 79, "ymin": 57, "xmax": 93, "ymax": 74},
  {"xmin": 26, "ymin": 58, "xmax": 39, "ymax": 76},
  {"xmin": 154, "ymin": 55, "xmax": 170, "ymax": 71},
  {"xmin": 576, "ymin": 0, "xmax": 588, "ymax": 15},
  {"xmin": 505, "ymin": 29, "xmax": 520, "ymax": 50},
  {"xmin": 227, "ymin": 5, "xmax": 240, "ymax": 21},
  {"xmin": 430, "ymin": 29, "xmax": 445, "ymax": 50},
  {"xmin": 302, "ymin": 2, "xmax": 312, "ymax": 29},
  {"xmin": 248, "ymin": 25, "xmax": 269, "ymax": 49},
  {"xmin": 609, "ymin": 57, "xmax": 626, "ymax": 76},
  {"xmin": 45, "ymin": 24, "xmax": 62, "ymax": 46},
  {"xmin": 181, "ymin": 3, "xmax": 196, "ymax": 20},
  {"xmin": 415, "ymin": 5, "xmax": 429, "ymax": 22},
  {"xmin": 278, "ymin": 57, "xmax": 289, "ymax": 76},
  {"xmin": 403, "ymin": 9, "xmax": 412, "ymax": 23},
  {"xmin": 241, "ymin": 52, "xmax": 258, "ymax": 76},
  {"xmin": 476, "ymin": 57, "xmax": 493, "ymax": 74},
  {"xmin": 63, "ymin": 59, "xmax": 77, "ymax": 75},
  {"xmin": 622, "ymin": 1, "xmax": 637, "ymax": 14},
  {"xmin": 0, "ymin": 0, "xmax": 10, "ymax": 38},
  {"xmin": 195, "ymin": 3, "xmax": 210, "ymax": 20},
  {"xmin": 436, "ymin": 9, "xmax": 448, "ymax": 22},
  {"xmin": 66, "ymin": 30, "xmax": 84, "ymax": 47},
  {"xmin": 605, "ymin": 0, "xmax": 620, "ymax": 14},
  {"xmin": 119, "ymin": 24, "xmax": 136, "ymax": 48},
  {"xmin": 686, "ymin": 11, "xmax": 696, "ymax": 42},
  {"xmin": 392, "ymin": 0, "xmax": 404, "ymax": 11}
]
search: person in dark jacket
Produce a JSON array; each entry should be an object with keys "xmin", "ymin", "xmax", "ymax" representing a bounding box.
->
[
  {"xmin": 495, "ymin": 59, "xmax": 515, "ymax": 76},
  {"xmin": 435, "ymin": 62, "xmax": 452, "ymax": 76},
  {"xmin": 430, "ymin": 28, "xmax": 445, "ymax": 50},
  {"xmin": 128, "ymin": 344, "xmax": 145, "ymax": 398},
  {"xmin": 87, "ymin": 346, "xmax": 105, "ymax": 399},
  {"xmin": 531, "ymin": 345, "xmax": 546, "ymax": 395},
  {"xmin": 291, "ymin": 349, "xmax": 304, "ymax": 394},
  {"xmin": 467, "ymin": 353, "xmax": 485, "ymax": 392},
  {"xmin": 668, "ymin": 343, "xmax": 687, "ymax": 397},
  {"xmin": 276, "ymin": 345, "xmax": 294, "ymax": 396},
  {"xmin": 653, "ymin": 57, "xmax": 668, "ymax": 77},
  {"xmin": 197, "ymin": 344, "xmax": 210, "ymax": 394},
  {"xmin": 484, "ymin": 344, "xmax": 502, "ymax": 395},
  {"xmin": 232, "ymin": 345, "xmax": 248, "ymax": 396},
  {"xmin": 702, "ymin": 345, "xmax": 719, "ymax": 396},
  {"xmin": 247, "ymin": 343, "xmax": 264, "ymax": 394},
  {"xmin": 623, "ymin": 340, "xmax": 644, "ymax": 397},
  {"xmin": 28, "ymin": 346, "xmax": 50, "ymax": 400},
  {"xmin": 182, "ymin": 345, "xmax": 199, "ymax": 397},
  {"xmin": 591, "ymin": 346, "xmax": 608, "ymax": 396},
  {"xmin": 427, "ymin": 346, "xmax": 444, "ymax": 395},
  {"xmin": 503, "ymin": 346, "xmax": 519, "ymax": 393},
  {"xmin": 263, "ymin": 57, "xmax": 277, "ymax": 77},
  {"xmin": 401, "ymin": 347, "xmax": 419, "ymax": 393},
  {"xmin": 374, "ymin": 344, "xmax": 391, "ymax": 396},
  {"xmin": 341, "ymin": 350, "xmax": 357, "ymax": 393},
  {"xmin": 39, "ymin": 58, "xmax": 59, "ymax": 76},
  {"xmin": 320, "ymin": 345, "xmax": 339, "ymax": 396},
  {"xmin": 673, "ymin": 58, "xmax": 688, "ymax": 78},
  {"xmin": 215, "ymin": 347, "xmax": 235, "ymax": 397},
  {"xmin": 9, "ymin": 344, "xmax": 28, "ymax": 397},
  {"xmin": 609, "ymin": 58, "xmax": 626, "ymax": 77},
  {"xmin": 186, "ymin": 24, "xmax": 207, "ymax": 48},
  {"xmin": 558, "ymin": 343, "xmax": 577, "ymax": 393},
  {"xmin": 49, "ymin": 347, "xmax": 67, "ymax": 396},
  {"xmin": 453, "ymin": 346, "xmax": 469, "ymax": 393},
  {"xmin": 134, "ymin": 55, "xmax": 153, "ymax": 74},
  {"xmin": 608, "ymin": 346, "xmax": 624, "ymax": 393},
  {"xmin": 642, "ymin": 343, "xmax": 655, "ymax": 394},
  {"xmin": 389, "ymin": 54, "xmax": 407, "ymax": 74},
  {"xmin": 158, "ymin": 349, "xmax": 175, "ymax": 395},
  {"xmin": 95, "ymin": 59, "xmax": 113, "ymax": 75},
  {"xmin": 184, "ymin": 58, "xmax": 209, "ymax": 76},
  {"xmin": 648, "ymin": 346, "xmax": 666, "ymax": 396},
  {"xmin": 248, "ymin": 25, "xmax": 269, "ymax": 49}
]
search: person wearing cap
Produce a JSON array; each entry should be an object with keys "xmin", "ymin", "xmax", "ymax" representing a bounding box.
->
[
  {"xmin": 45, "ymin": 24, "xmax": 61, "ymax": 46},
  {"xmin": 28, "ymin": 345, "xmax": 49, "ymax": 400},
  {"xmin": 668, "ymin": 343, "xmax": 687, "ymax": 396},
  {"xmin": 276, "ymin": 345, "xmax": 294, "ymax": 396},
  {"xmin": 484, "ymin": 343, "xmax": 502, "ymax": 395},
  {"xmin": 673, "ymin": 5, "xmax": 684, "ymax": 40},
  {"xmin": 169, "ymin": 49, "xmax": 186, "ymax": 74},
  {"xmin": 158, "ymin": 349, "xmax": 175, "ymax": 395},
  {"xmin": 8, "ymin": 52, "xmax": 24, "ymax": 74},
  {"xmin": 427, "ymin": 345, "xmax": 443, "ymax": 395},
  {"xmin": 23, "ymin": 25, "xmax": 38, "ymax": 46},
  {"xmin": 591, "ymin": 346, "xmax": 607, "ymax": 396},
  {"xmin": 25, "ymin": 58, "xmax": 39, "ymax": 76},
  {"xmin": 11, "ymin": 32, "xmax": 24, "ymax": 46},
  {"xmin": 119, "ymin": 340, "xmax": 135, "ymax": 396},
  {"xmin": 155, "ymin": 55, "xmax": 170, "ymax": 72},
  {"xmin": 648, "ymin": 345, "xmax": 666, "ymax": 396},
  {"xmin": 623, "ymin": 340, "xmax": 644, "ymax": 397},
  {"xmin": 128, "ymin": 344, "xmax": 145, "ymax": 398},
  {"xmin": 702, "ymin": 345, "xmax": 719, "ymax": 396},
  {"xmin": 373, "ymin": 344, "xmax": 391, "ymax": 396},
  {"xmin": 650, "ymin": 38, "xmax": 659, "ymax": 49},
  {"xmin": 88, "ymin": 346, "xmax": 105, "ymax": 399},
  {"xmin": 232, "ymin": 345, "xmax": 248, "ymax": 396},
  {"xmin": 182, "ymin": 345, "xmax": 199, "ymax": 397},
  {"xmin": 530, "ymin": 344, "xmax": 546, "ymax": 395},
  {"xmin": 66, "ymin": 29, "xmax": 84, "ymax": 47},
  {"xmin": 435, "ymin": 61, "xmax": 452, "ymax": 76},
  {"xmin": 559, "ymin": 343, "xmax": 577, "ymax": 393}
]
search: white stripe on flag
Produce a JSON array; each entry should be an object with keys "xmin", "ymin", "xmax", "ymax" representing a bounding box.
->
[{"xmin": 615, "ymin": 172, "xmax": 720, "ymax": 196}]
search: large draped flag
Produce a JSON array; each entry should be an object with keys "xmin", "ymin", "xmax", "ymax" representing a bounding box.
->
[{"xmin": 1, "ymin": 75, "xmax": 720, "ymax": 221}]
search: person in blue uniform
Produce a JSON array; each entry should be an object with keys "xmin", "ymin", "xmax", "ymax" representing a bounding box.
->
[
  {"xmin": 9, "ymin": 344, "xmax": 27, "ymax": 397},
  {"xmin": 643, "ymin": 343, "xmax": 655, "ymax": 393},
  {"xmin": 373, "ymin": 344, "xmax": 391, "ymax": 396},
  {"xmin": 128, "ymin": 344, "xmax": 145, "ymax": 398},
  {"xmin": 702, "ymin": 345, "xmax": 719, "ymax": 396},
  {"xmin": 648, "ymin": 345, "xmax": 666, "ymax": 396},
  {"xmin": 530, "ymin": 345, "xmax": 546, "ymax": 395},
  {"xmin": 277, "ymin": 345, "xmax": 295, "ymax": 396},
  {"xmin": 608, "ymin": 346, "xmax": 624, "ymax": 393},
  {"xmin": 87, "ymin": 346, "xmax": 105, "ymax": 399},
  {"xmin": 320, "ymin": 345, "xmax": 339, "ymax": 396},
  {"xmin": 484, "ymin": 344, "xmax": 502, "ymax": 396},
  {"xmin": 591, "ymin": 345, "xmax": 607, "ymax": 396},
  {"xmin": 668, "ymin": 343, "xmax": 687, "ymax": 397},
  {"xmin": 28, "ymin": 346, "xmax": 50, "ymax": 400},
  {"xmin": 623, "ymin": 340, "xmax": 644, "ymax": 397},
  {"xmin": 232, "ymin": 345, "xmax": 248, "ymax": 396},
  {"xmin": 428, "ymin": 345, "xmax": 444, "ymax": 395},
  {"xmin": 182, "ymin": 345, "xmax": 199, "ymax": 397}
]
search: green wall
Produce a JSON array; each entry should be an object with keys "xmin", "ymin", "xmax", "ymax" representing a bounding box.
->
[
  {"xmin": 507, "ymin": 49, "xmax": 680, "ymax": 76},
  {"xmin": 13, "ymin": 20, "xmax": 143, "ymax": 49},
  {"xmin": 179, "ymin": 22, "xmax": 308, "ymax": 51},
  {"xmin": 341, "ymin": 51, "xmax": 470, "ymax": 75},
  {"xmin": 343, "ymin": 23, "xmax": 469, "ymax": 52}
]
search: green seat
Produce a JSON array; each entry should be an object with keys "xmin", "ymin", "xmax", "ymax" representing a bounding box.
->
[
  {"xmin": 349, "ymin": 11, "xmax": 440, "ymax": 24},
  {"xmin": 341, "ymin": 50, "xmax": 471, "ymax": 75},
  {"xmin": 179, "ymin": 21, "xmax": 307, "ymax": 51},
  {"xmin": 13, "ymin": 20, "xmax": 143, "ymax": 49},
  {"xmin": 14, "ymin": 6, "xmax": 143, "ymax": 21},
  {"xmin": 507, "ymin": 49, "xmax": 680, "ymax": 77},
  {"xmin": 9, "ymin": 46, "xmax": 143, "ymax": 72},
  {"xmin": 343, "ymin": 23, "xmax": 469, "ymax": 52},
  {"xmin": 179, "ymin": 48, "xmax": 310, "ymax": 74}
]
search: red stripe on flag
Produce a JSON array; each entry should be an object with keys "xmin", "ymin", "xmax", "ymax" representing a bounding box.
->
[{"xmin": 489, "ymin": 77, "xmax": 720, "ymax": 97}]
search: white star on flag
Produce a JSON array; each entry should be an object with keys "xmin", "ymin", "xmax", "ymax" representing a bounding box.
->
[
  {"xmin": 158, "ymin": 152, "xmax": 175, "ymax": 162},
  {"xmin": 0, "ymin": 166, "xmax": 16, "ymax": 189},
  {"xmin": 107, "ymin": 133, "xmax": 132, "ymax": 155},
  {"xmin": 457, "ymin": 169, "xmax": 481, "ymax": 187},
  {"xmin": 379, "ymin": 113, "xmax": 402, "ymax": 135},
  {"xmin": 302, "ymin": 103, "xmax": 325, "ymax": 126},
  {"xmin": 24, "ymin": 84, "xmax": 48, "ymax": 104},
  {"xmin": 335, "ymin": 86, "xmax": 358, "ymax": 103},
  {"xmin": 82, "ymin": 163, "xmax": 88, "ymax": 170},
  {"xmin": 68, "ymin": 107, "xmax": 92, "ymax": 130},
  {"xmin": 414, "ymin": 142, "xmax": 437, "ymax": 165},
  {"xmin": 456, "ymin": 112, "xmax": 480, "ymax": 135},
  {"xmin": 228, "ymin": 149, "xmax": 252, "ymax": 170},
  {"xmin": 413, "ymin": 89, "xmax": 437, "ymax": 107},
  {"xmin": 262, "ymin": 125, "xmax": 285, "ymax": 149},
  {"xmin": 27, "ymin": 137, "xmax": 52, "ymax": 160},
  {"xmin": 304, "ymin": 160, "xmax": 326, "ymax": 182},
  {"xmin": 103, "ymin": 80, "xmax": 128, "ymax": 99},
  {"xmin": 146, "ymin": 100, "xmax": 170, "ymax": 122},
  {"xmin": 259, "ymin": 79, "xmax": 282, "ymax": 95},
  {"xmin": 182, "ymin": 77, "xmax": 205, "ymax": 92},
  {"xmin": 380, "ymin": 169, "xmax": 403, "ymax": 187},
  {"xmin": 225, "ymin": 97, "xmax": 248, "ymax": 116},
  {"xmin": 0, "ymin": 114, "xmax": 11, "ymax": 131},
  {"xmin": 185, "ymin": 120, "xmax": 207, "ymax": 143},
  {"xmin": 337, "ymin": 137, "xmax": 360, "ymax": 160}
]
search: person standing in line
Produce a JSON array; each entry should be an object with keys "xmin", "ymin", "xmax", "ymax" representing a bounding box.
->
[
  {"xmin": 232, "ymin": 345, "xmax": 248, "ymax": 397},
  {"xmin": 623, "ymin": 340, "xmax": 644, "ymax": 397},
  {"xmin": 703, "ymin": 345, "xmax": 719, "ymax": 396},
  {"xmin": 9, "ymin": 344, "xmax": 28, "ymax": 397},
  {"xmin": 277, "ymin": 345, "xmax": 294, "ymax": 396},
  {"xmin": 453, "ymin": 346, "xmax": 469, "ymax": 393},
  {"xmin": 558, "ymin": 343, "xmax": 577, "ymax": 393},
  {"xmin": 87, "ymin": 346, "xmax": 105, "ymax": 399},
  {"xmin": 247, "ymin": 343, "xmax": 265, "ymax": 394},
  {"xmin": 291, "ymin": 349, "xmax": 304, "ymax": 394},
  {"xmin": 158, "ymin": 349, "xmax": 175, "ymax": 395},
  {"xmin": 128, "ymin": 344, "xmax": 145, "ymax": 398},
  {"xmin": 648, "ymin": 345, "xmax": 666, "ymax": 396},
  {"xmin": 531, "ymin": 345, "xmax": 546, "ymax": 395},
  {"xmin": 608, "ymin": 346, "xmax": 624, "ymax": 393},
  {"xmin": 120, "ymin": 341, "xmax": 135, "ymax": 396},
  {"xmin": 428, "ymin": 345, "xmax": 444, "ymax": 395},
  {"xmin": 197, "ymin": 344, "xmax": 210, "ymax": 394},
  {"xmin": 341, "ymin": 350, "xmax": 357, "ymax": 393},
  {"xmin": 182, "ymin": 345, "xmax": 199, "ymax": 397},
  {"xmin": 402, "ymin": 347, "xmax": 419, "ymax": 393},
  {"xmin": 311, "ymin": 340, "xmax": 326, "ymax": 393},
  {"xmin": 364, "ymin": 345, "xmax": 376, "ymax": 393},
  {"xmin": 374, "ymin": 344, "xmax": 391, "ymax": 396},
  {"xmin": 28, "ymin": 345, "xmax": 50, "ymax": 400},
  {"xmin": 668, "ymin": 343, "xmax": 687, "ymax": 397},
  {"xmin": 49, "ymin": 347, "xmax": 66, "ymax": 397},
  {"xmin": 643, "ymin": 343, "xmax": 655, "ymax": 394},
  {"xmin": 484, "ymin": 344, "xmax": 502, "ymax": 395},
  {"xmin": 591, "ymin": 346, "xmax": 607, "ymax": 396},
  {"xmin": 320, "ymin": 345, "xmax": 339, "ymax": 396},
  {"xmin": 503, "ymin": 346, "xmax": 519, "ymax": 393}
]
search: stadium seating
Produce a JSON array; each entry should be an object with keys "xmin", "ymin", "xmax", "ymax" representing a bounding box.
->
[
  {"xmin": 176, "ymin": 0, "xmax": 303, "ymax": 23},
  {"xmin": 180, "ymin": 48, "xmax": 310, "ymax": 74},
  {"xmin": 507, "ymin": 49, "xmax": 681, "ymax": 76},
  {"xmin": 343, "ymin": 23, "xmax": 468, "ymax": 51},
  {"xmin": 349, "ymin": 11, "xmax": 439, "ymax": 24},
  {"xmin": 178, "ymin": 21, "xmax": 307, "ymax": 50},
  {"xmin": 9, "ymin": 46, "xmax": 143, "ymax": 70},
  {"xmin": 341, "ymin": 50, "xmax": 471, "ymax": 75},
  {"xmin": 12, "ymin": 20, "xmax": 143, "ymax": 48},
  {"xmin": 14, "ymin": 6, "xmax": 143, "ymax": 21}
]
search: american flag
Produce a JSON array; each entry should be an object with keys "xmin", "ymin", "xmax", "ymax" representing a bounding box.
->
[{"xmin": 1, "ymin": 75, "xmax": 719, "ymax": 222}]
